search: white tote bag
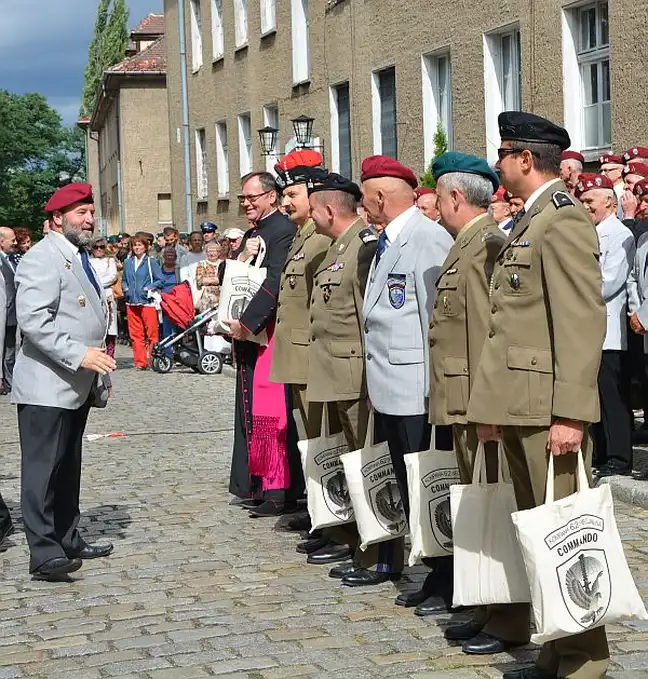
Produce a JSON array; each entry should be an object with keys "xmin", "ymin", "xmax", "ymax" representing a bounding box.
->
[
  {"xmin": 340, "ymin": 411, "xmax": 407, "ymax": 550},
  {"xmin": 217, "ymin": 238, "xmax": 268, "ymax": 345},
  {"xmin": 298, "ymin": 410, "xmax": 354, "ymax": 531},
  {"xmin": 512, "ymin": 452, "xmax": 647, "ymax": 644},
  {"xmin": 451, "ymin": 443, "xmax": 531, "ymax": 607},
  {"xmin": 405, "ymin": 445, "xmax": 460, "ymax": 567}
]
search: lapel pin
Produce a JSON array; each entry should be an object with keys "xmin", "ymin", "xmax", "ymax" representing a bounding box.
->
[
  {"xmin": 78, "ymin": 295, "xmax": 87, "ymax": 307},
  {"xmin": 64, "ymin": 262, "xmax": 72, "ymax": 270}
]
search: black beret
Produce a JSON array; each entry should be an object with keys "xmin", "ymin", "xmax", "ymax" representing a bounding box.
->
[
  {"xmin": 498, "ymin": 111, "xmax": 571, "ymax": 151},
  {"xmin": 307, "ymin": 172, "xmax": 362, "ymax": 202}
]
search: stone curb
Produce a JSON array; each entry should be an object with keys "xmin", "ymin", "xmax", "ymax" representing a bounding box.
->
[{"xmin": 599, "ymin": 447, "xmax": 648, "ymax": 509}]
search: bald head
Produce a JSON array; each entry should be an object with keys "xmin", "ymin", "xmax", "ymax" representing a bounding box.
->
[
  {"xmin": 361, "ymin": 176, "xmax": 415, "ymax": 226},
  {"xmin": 0, "ymin": 227, "xmax": 16, "ymax": 254}
]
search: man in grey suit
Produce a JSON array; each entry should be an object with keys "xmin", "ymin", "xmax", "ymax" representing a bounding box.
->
[
  {"xmin": 361, "ymin": 155, "xmax": 454, "ymax": 607},
  {"xmin": 0, "ymin": 266, "xmax": 14, "ymax": 547},
  {"xmin": 0, "ymin": 227, "xmax": 18, "ymax": 395},
  {"xmin": 12, "ymin": 183, "xmax": 117, "ymax": 581}
]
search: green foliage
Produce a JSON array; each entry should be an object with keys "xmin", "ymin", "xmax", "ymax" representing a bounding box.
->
[
  {"xmin": 420, "ymin": 122, "xmax": 449, "ymax": 188},
  {"xmin": 0, "ymin": 90, "xmax": 85, "ymax": 238},
  {"xmin": 80, "ymin": 0, "xmax": 130, "ymax": 116}
]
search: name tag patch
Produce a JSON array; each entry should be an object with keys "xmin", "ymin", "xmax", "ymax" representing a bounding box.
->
[{"xmin": 387, "ymin": 274, "xmax": 406, "ymax": 309}]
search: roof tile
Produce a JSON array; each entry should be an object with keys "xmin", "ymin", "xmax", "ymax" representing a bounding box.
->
[
  {"xmin": 131, "ymin": 13, "xmax": 165, "ymax": 37},
  {"xmin": 108, "ymin": 35, "xmax": 167, "ymax": 73}
]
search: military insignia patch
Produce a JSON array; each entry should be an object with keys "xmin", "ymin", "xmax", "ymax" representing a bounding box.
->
[
  {"xmin": 362, "ymin": 453, "xmax": 406, "ymax": 536},
  {"xmin": 359, "ymin": 228, "xmax": 378, "ymax": 244},
  {"xmin": 552, "ymin": 191, "xmax": 575, "ymax": 209},
  {"xmin": 322, "ymin": 285, "xmax": 331, "ymax": 303},
  {"xmin": 293, "ymin": 252, "xmax": 305, "ymax": 261},
  {"xmin": 328, "ymin": 262, "xmax": 344, "ymax": 272},
  {"xmin": 387, "ymin": 274, "xmax": 406, "ymax": 309},
  {"xmin": 288, "ymin": 275, "xmax": 297, "ymax": 289},
  {"xmin": 422, "ymin": 466, "xmax": 461, "ymax": 554}
]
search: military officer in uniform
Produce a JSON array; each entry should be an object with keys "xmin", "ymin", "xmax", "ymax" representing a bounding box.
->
[
  {"xmin": 306, "ymin": 172, "xmax": 404, "ymax": 585},
  {"xmin": 428, "ymin": 152, "xmax": 531, "ymax": 653},
  {"xmin": 467, "ymin": 112, "xmax": 608, "ymax": 679}
]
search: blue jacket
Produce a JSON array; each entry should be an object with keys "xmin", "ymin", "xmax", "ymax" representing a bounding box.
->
[{"xmin": 122, "ymin": 255, "xmax": 164, "ymax": 305}]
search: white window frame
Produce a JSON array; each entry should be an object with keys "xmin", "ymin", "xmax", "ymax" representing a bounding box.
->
[
  {"xmin": 263, "ymin": 105, "xmax": 280, "ymax": 173},
  {"xmin": 562, "ymin": 0, "xmax": 610, "ymax": 158},
  {"xmin": 329, "ymin": 82, "xmax": 352, "ymax": 178},
  {"xmin": 189, "ymin": 0, "xmax": 203, "ymax": 72},
  {"xmin": 260, "ymin": 0, "xmax": 276, "ymax": 35},
  {"xmin": 195, "ymin": 128, "xmax": 208, "ymax": 199},
  {"xmin": 211, "ymin": 0, "xmax": 224, "ymax": 60},
  {"xmin": 422, "ymin": 50, "xmax": 453, "ymax": 165},
  {"xmin": 483, "ymin": 25, "xmax": 522, "ymax": 163},
  {"xmin": 291, "ymin": 0, "xmax": 310, "ymax": 85},
  {"xmin": 238, "ymin": 113, "xmax": 252, "ymax": 177},
  {"xmin": 371, "ymin": 67, "xmax": 398, "ymax": 158},
  {"xmin": 215, "ymin": 121, "xmax": 229, "ymax": 197},
  {"xmin": 234, "ymin": 0, "xmax": 248, "ymax": 49}
]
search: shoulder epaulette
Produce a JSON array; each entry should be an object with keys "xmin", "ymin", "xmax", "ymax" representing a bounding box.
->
[
  {"xmin": 552, "ymin": 191, "xmax": 575, "ymax": 209},
  {"xmin": 359, "ymin": 228, "xmax": 378, "ymax": 244}
]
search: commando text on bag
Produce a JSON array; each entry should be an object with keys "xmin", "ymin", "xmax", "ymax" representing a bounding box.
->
[
  {"xmin": 511, "ymin": 451, "xmax": 647, "ymax": 644},
  {"xmin": 340, "ymin": 411, "xmax": 407, "ymax": 550},
  {"xmin": 450, "ymin": 443, "xmax": 531, "ymax": 607},
  {"xmin": 298, "ymin": 410, "xmax": 354, "ymax": 531},
  {"xmin": 405, "ymin": 443, "xmax": 460, "ymax": 567}
]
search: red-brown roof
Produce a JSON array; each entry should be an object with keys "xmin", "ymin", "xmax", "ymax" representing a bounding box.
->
[
  {"xmin": 131, "ymin": 13, "xmax": 165, "ymax": 37},
  {"xmin": 108, "ymin": 35, "xmax": 166, "ymax": 73}
]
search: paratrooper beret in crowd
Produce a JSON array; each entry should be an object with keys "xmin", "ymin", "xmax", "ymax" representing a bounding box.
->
[
  {"xmin": 45, "ymin": 183, "xmax": 94, "ymax": 213},
  {"xmin": 623, "ymin": 163, "xmax": 648, "ymax": 178},
  {"xmin": 274, "ymin": 149, "xmax": 324, "ymax": 188},
  {"xmin": 599, "ymin": 154, "xmax": 624, "ymax": 166},
  {"xmin": 498, "ymin": 111, "xmax": 571, "ymax": 150},
  {"xmin": 623, "ymin": 147, "xmax": 648, "ymax": 162},
  {"xmin": 415, "ymin": 187, "xmax": 436, "ymax": 199},
  {"xmin": 561, "ymin": 150, "xmax": 585, "ymax": 164},
  {"xmin": 633, "ymin": 178, "xmax": 648, "ymax": 198},
  {"xmin": 431, "ymin": 151, "xmax": 500, "ymax": 192},
  {"xmin": 307, "ymin": 172, "xmax": 363, "ymax": 202},
  {"xmin": 492, "ymin": 185, "xmax": 509, "ymax": 202},
  {"xmin": 360, "ymin": 155, "xmax": 418, "ymax": 189},
  {"xmin": 574, "ymin": 173, "xmax": 614, "ymax": 199}
]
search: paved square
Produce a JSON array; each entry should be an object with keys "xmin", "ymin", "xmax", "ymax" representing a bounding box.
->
[{"xmin": 1, "ymin": 349, "xmax": 647, "ymax": 678}]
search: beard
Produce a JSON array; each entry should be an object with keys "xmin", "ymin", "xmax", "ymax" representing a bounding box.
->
[{"xmin": 62, "ymin": 217, "xmax": 94, "ymax": 248}]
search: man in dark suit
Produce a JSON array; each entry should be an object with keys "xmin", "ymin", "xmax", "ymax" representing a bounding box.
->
[
  {"xmin": 0, "ymin": 265, "xmax": 14, "ymax": 547},
  {"xmin": 226, "ymin": 172, "xmax": 303, "ymax": 517},
  {"xmin": 0, "ymin": 227, "xmax": 17, "ymax": 395},
  {"xmin": 12, "ymin": 184, "xmax": 117, "ymax": 581}
]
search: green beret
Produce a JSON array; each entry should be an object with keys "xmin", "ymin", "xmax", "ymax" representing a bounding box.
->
[{"xmin": 432, "ymin": 152, "xmax": 499, "ymax": 192}]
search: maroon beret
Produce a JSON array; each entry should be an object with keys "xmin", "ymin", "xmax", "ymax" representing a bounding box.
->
[
  {"xmin": 623, "ymin": 147, "xmax": 648, "ymax": 162},
  {"xmin": 415, "ymin": 187, "xmax": 436, "ymax": 199},
  {"xmin": 561, "ymin": 150, "xmax": 585, "ymax": 164},
  {"xmin": 361, "ymin": 155, "xmax": 418, "ymax": 189},
  {"xmin": 574, "ymin": 173, "xmax": 614, "ymax": 199},
  {"xmin": 599, "ymin": 154, "xmax": 624, "ymax": 166},
  {"xmin": 623, "ymin": 163, "xmax": 648, "ymax": 178},
  {"xmin": 45, "ymin": 183, "xmax": 94, "ymax": 213},
  {"xmin": 634, "ymin": 178, "xmax": 648, "ymax": 198}
]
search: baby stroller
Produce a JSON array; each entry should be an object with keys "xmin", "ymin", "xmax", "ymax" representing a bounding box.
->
[{"xmin": 150, "ymin": 282, "xmax": 232, "ymax": 375}]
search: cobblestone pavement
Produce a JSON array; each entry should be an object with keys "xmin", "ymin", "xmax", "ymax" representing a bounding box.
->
[{"xmin": 1, "ymin": 347, "xmax": 648, "ymax": 679}]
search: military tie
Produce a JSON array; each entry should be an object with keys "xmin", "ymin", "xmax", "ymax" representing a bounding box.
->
[
  {"xmin": 375, "ymin": 230, "xmax": 389, "ymax": 264},
  {"xmin": 80, "ymin": 249, "xmax": 102, "ymax": 297},
  {"xmin": 511, "ymin": 208, "xmax": 526, "ymax": 228}
]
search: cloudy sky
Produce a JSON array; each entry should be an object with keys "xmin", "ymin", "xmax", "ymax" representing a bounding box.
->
[{"xmin": 0, "ymin": 0, "xmax": 163, "ymax": 126}]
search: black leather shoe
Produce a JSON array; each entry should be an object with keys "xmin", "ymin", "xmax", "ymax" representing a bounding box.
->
[
  {"xmin": 329, "ymin": 562, "xmax": 357, "ymax": 579},
  {"xmin": 0, "ymin": 521, "xmax": 14, "ymax": 546},
  {"xmin": 444, "ymin": 619, "xmax": 484, "ymax": 641},
  {"xmin": 32, "ymin": 557, "xmax": 83, "ymax": 582},
  {"xmin": 249, "ymin": 501, "xmax": 298, "ymax": 518},
  {"xmin": 68, "ymin": 543, "xmax": 114, "ymax": 559},
  {"xmin": 296, "ymin": 537, "xmax": 330, "ymax": 554},
  {"xmin": 341, "ymin": 568, "xmax": 401, "ymax": 587},
  {"xmin": 236, "ymin": 498, "xmax": 263, "ymax": 509},
  {"xmin": 594, "ymin": 463, "xmax": 631, "ymax": 479},
  {"xmin": 502, "ymin": 666, "xmax": 557, "ymax": 679},
  {"xmin": 395, "ymin": 588, "xmax": 430, "ymax": 607},
  {"xmin": 273, "ymin": 510, "xmax": 311, "ymax": 532},
  {"xmin": 307, "ymin": 544, "xmax": 353, "ymax": 565},
  {"xmin": 462, "ymin": 631, "xmax": 525, "ymax": 655},
  {"xmin": 414, "ymin": 593, "xmax": 452, "ymax": 616}
]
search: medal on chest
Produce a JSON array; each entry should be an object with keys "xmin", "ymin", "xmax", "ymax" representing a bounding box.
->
[{"xmin": 288, "ymin": 275, "xmax": 297, "ymax": 289}]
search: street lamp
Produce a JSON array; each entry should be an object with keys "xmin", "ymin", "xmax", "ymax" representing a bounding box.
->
[
  {"xmin": 291, "ymin": 115, "xmax": 314, "ymax": 148},
  {"xmin": 258, "ymin": 126, "xmax": 279, "ymax": 157}
]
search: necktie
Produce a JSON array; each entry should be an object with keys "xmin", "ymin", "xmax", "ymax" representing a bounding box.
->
[
  {"xmin": 80, "ymin": 250, "xmax": 102, "ymax": 297},
  {"xmin": 375, "ymin": 230, "xmax": 389, "ymax": 265},
  {"xmin": 511, "ymin": 208, "xmax": 526, "ymax": 228}
]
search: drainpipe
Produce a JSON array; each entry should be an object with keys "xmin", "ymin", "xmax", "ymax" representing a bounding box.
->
[
  {"xmin": 115, "ymin": 95, "xmax": 126, "ymax": 234},
  {"xmin": 178, "ymin": 0, "xmax": 194, "ymax": 233}
]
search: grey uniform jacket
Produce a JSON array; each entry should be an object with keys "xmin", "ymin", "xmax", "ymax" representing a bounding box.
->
[
  {"xmin": 363, "ymin": 209, "xmax": 454, "ymax": 416},
  {"xmin": 0, "ymin": 268, "xmax": 5, "ymax": 381},
  {"xmin": 0, "ymin": 252, "xmax": 16, "ymax": 326},
  {"xmin": 634, "ymin": 231, "xmax": 648, "ymax": 354},
  {"xmin": 11, "ymin": 233, "xmax": 109, "ymax": 409}
]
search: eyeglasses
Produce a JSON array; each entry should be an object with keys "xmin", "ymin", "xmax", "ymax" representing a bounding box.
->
[
  {"xmin": 497, "ymin": 148, "xmax": 523, "ymax": 161},
  {"xmin": 237, "ymin": 190, "xmax": 272, "ymax": 205},
  {"xmin": 93, "ymin": 245, "xmax": 106, "ymax": 250}
]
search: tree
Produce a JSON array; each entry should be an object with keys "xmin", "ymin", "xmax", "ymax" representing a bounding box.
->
[
  {"xmin": 420, "ymin": 122, "xmax": 449, "ymax": 188},
  {"xmin": 0, "ymin": 90, "xmax": 85, "ymax": 238},
  {"xmin": 80, "ymin": 0, "xmax": 130, "ymax": 116}
]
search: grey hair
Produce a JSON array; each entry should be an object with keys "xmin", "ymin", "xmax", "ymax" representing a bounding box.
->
[
  {"xmin": 241, "ymin": 171, "xmax": 278, "ymax": 194},
  {"xmin": 437, "ymin": 172, "xmax": 494, "ymax": 209}
]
